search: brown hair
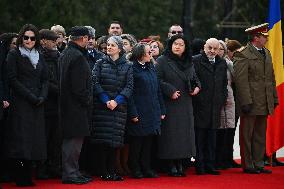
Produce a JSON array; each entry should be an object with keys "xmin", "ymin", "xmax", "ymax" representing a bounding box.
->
[
  {"xmin": 226, "ymin": 40, "xmax": 242, "ymax": 52},
  {"xmin": 149, "ymin": 40, "xmax": 164, "ymax": 55},
  {"xmin": 16, "ymin": 24, "xmax": 40, "ymax": 49}
]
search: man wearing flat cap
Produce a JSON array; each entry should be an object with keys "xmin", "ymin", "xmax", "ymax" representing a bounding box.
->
[
  {"xmin": 58, "ymin": 26, "xmax": 93, "ymax": 184},
  {"xmin": 37, "ymin": 29, "xmax": 61, "ymax": 179},
  {"xmin": 233, "ymin": 23, "xmax": 278, "ymax": 174}
]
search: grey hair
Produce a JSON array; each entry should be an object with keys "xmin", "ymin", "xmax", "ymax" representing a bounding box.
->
[
  {"xmin": 51, "ymin": 24, "xmax": 66, "ymax": 36},
  {"xmin": 85, "ymin": 26, "xmax": 96, "ymax": 37},
  {"xmin": 69, "ymin": 35, "xmax": 82, "ymax": 41},
  {"xmin": 219, "ymin": 40, "xmax": 228, "ymax": 55},
  {"xmin": 121, "ymin": 34, "xmax": 137, "ymax": 47}
]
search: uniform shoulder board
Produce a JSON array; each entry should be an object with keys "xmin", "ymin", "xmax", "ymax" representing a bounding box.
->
[{"xmin": 237, "ymin": 46, "xmax": 246, "ymax": 52}]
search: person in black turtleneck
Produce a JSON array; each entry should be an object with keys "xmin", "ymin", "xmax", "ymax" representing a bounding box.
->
[
  {"xmin": 37, "ymin": 29, "xmax": 61, "ymax": 179},
  {"xmin": 156, "ymin": 34, "xmax": 201, "ymax": 177},
  {"xmin": 58, "ymin": 26, "xmax": 93, "ymax": 185}
]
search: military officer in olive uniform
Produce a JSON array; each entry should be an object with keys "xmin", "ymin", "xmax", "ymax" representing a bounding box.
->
[{"xmin": 233, "ymin": 23, "xmax": 278, "ymax": 174}]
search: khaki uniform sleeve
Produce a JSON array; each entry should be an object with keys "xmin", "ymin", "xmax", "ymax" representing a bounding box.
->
[{"xmin": 233, "ymin": 52, "xmax": 253, "ymax": 106}]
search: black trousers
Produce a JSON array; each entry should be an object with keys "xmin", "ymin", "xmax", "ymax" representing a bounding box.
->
[
  {"xmin": 216, "ymin": 129, "xmax": 234, "ymax": 166},
  {"xmin": 195, "ymin": 128, "xmax": 217, "ymax": 170},
  {"xmin": 12, "ymin": 159, "xmax": 33, "ymax": 185},
  {"xmin": 226, "ymin": 128, "xmax": 237, "ymax": 162},
  {"xmin": 0, "ymin": 109, "xmax": 11, "ymax": 180},
  {"xmin": 128, "ymin": 135, "xmax": 153, "ymax": 172},
  {"xmin": 96, "ymin": 144, "xmax": 116, "ymax": 176},
  {"xmin": 45, "ymin": 114, "xmax": 62, "ymax": 174}
]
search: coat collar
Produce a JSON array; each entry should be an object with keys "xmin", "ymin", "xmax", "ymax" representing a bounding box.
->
[
  {"xmin": 133, "ymin": 60, "xmax": 152, "ymax": 71},
  {"xmin": 106, "ymin": 54, "xmax": 128, "ymax": 65},
  {"xmin": 68, "ymin": 41, "xmax": 88, "ymax": 55},
  {"xmin": 247, "ymin": 42, "xmax": 266, "ymax": 61},
  {"xmin": 199, "ymin": 52, "xmax": 215, "ymax": 72}
]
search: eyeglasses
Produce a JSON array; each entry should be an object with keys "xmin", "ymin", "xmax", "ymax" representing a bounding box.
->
[
  {"xmin": 23, "ymin": 35, "xmax": 36, "ymax": 41},
  {"xmin": 150, "ymin": 45, "xmax": 159, "ymax": 49},
  {"xmin": 110, "ymin": 27, "xmax": 120, "ymax": 29},
  {"xmin": 171, "ymin": 31, "xmax": 183, "ymax": 34}
]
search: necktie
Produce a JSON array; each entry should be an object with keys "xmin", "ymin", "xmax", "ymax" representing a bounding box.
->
[{"xmin": 258, "ymin": 49, "xmax": 266, "ymax": 58}]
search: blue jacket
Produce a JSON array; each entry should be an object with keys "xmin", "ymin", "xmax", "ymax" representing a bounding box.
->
[{"xmin": 127, "ymin": 61, "xmax": 166, "ymax": 136}]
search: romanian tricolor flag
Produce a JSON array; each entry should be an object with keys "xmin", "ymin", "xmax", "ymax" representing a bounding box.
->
[{"xmin": 266, "ymin": 0, "xmax": 284, "ymax": 156}]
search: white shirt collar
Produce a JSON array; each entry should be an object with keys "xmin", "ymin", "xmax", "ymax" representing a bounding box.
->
[{"xmin": 252, "ymin": 44, "xmax": 263, "ymax": 51}]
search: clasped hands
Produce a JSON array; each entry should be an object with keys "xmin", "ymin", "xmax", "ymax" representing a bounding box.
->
[
  {"xmin": 172, "ymin": 87, "xmax": 200, "ymax": 100},
  {"xmin": 106, "ymin": 100, "xmax": 118, "ymax": 110},
  {"xmin": 3, "ymin": 101, "xmax": 9, "ymax": 108},
  {"xmin": 132, "ymin": 115, "xmax": 166, "ymax": 122}
]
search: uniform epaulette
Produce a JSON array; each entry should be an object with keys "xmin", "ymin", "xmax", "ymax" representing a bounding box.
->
[{"xmin": 237, "ymin": 46, "xmax": 246, "ymax": 52}]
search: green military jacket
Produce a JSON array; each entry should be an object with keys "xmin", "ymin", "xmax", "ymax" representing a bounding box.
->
[{"xmin": 233, "ymin": 42, "xmax": 278, "ymax": 115}]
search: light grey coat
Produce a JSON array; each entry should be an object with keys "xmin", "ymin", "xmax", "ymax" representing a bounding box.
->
[{"xmin": 219, "ymin": 58, "xmax": 235, "ymax": 129}]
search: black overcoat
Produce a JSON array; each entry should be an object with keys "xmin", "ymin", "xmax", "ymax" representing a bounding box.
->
[
  {"xmin": 40, "ymin": 47, "xmax": 60, "ymax": 117},
  {"xmin": 156, "ymin": 55, "xmax": 199, "ymax": 159},
  {"xmin": 4, "ymin": 48, "xmax": 48, "ymax": 160},
  {"xmin": 59, "ymin": 42, "xmax": 92, "ymax": 138},
  {"xmin": 192, "ymin": 52, "xmax": 228, "ymax": 129}
]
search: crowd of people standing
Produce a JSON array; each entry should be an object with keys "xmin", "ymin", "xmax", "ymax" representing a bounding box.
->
[{"xmin": 0, "ymin": 21, "xmax": 283, "ymax": 187}]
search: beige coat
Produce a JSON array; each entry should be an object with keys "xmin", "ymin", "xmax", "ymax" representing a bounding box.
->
[
  {"xmin": 220, "ymin": 58, "xmax": 235, "ymax": 129},
  {"xmin": 233, "ymin": 42, "xmax": 278, "ymax": 115}
]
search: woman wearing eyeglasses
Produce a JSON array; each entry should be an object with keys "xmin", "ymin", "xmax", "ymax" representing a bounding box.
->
[
  {"xmin": 149, "ymin": 40, "xmax": 164, "ymax": 62},
  {"xmin": 4, "ymin": 24, "xmax": 48, "ymax": 187},
  {"xmin": 156, "ymin": 34, "xmax": 200, "ymax": 177},
  {"xmin": 91, "ymin": 36, "xmax": 133, "ymax": 181}
]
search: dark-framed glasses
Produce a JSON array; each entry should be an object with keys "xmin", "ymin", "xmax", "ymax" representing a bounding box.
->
[
  {"xmin": 23, "ymin": 35, "xmax": 36, "ymax": 41},
  {"xmin": 110, "ymin": 27, "xmax": 120, "ymax": 29},
  {"xmin": 171, "ymin": 31, "xmax": 183, "ymax": 34}
]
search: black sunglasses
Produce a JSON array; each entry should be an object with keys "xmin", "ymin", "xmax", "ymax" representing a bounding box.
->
[
  {"xmin": 171, "ymin": 31, "xmax": 183, "ymax": 34},
  {"xmin": 23, "ymin": 35, "xmax": 36, "ymax": 41}
]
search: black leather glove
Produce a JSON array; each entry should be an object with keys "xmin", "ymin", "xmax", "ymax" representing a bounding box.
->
[
  {"xmin": 241, "ymin": 104, "xmax": 252, "ymax": 114},
  {"xmin": 36, "ymin": 97, "xmax": 45, "ymax": 106}
]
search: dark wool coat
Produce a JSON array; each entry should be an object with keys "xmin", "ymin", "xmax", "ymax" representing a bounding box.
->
[
  {"xmin": 233, "ymin": 43, "xmax": 278, "ymax": 116},
  {"xmin": 59, "ymin": 42, "xmax": 92, "ymax": 138},
  {"xmin": 192, "ymin": 52, "xmax": 228, "ymax": 129},
  {"xmin": 40, "ymin": 47, "xmax": 60, "ymax": 117},
  {"xmin": 127, "ymin": 61, "xmax": 166, "ymax": 136},
  {"xmin": 156, "ymin": 55, "xmax": 199, "ymax": 159},
  {"xmin": 0, "ymin": 46, "xmax": 9, "ymax": 119},
  {"xmin": 4, "ymin": 48, "xmax": 48, "ymax": 160},
  {"xmin": 91, "ymin": 55, "xmax": 133, "ymax": 148},
  {"xmin": 0, "ymin": 49, "xmax": 4, "ymax": 119},
  {"xmin": 87, "ymin": 49, "xmax": 105, "ymax": 71}
]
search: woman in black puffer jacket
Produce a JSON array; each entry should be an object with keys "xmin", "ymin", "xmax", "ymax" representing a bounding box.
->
[{"xmin": 91, "ymin": 36, "xmax": 133, "ymax": 181}]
